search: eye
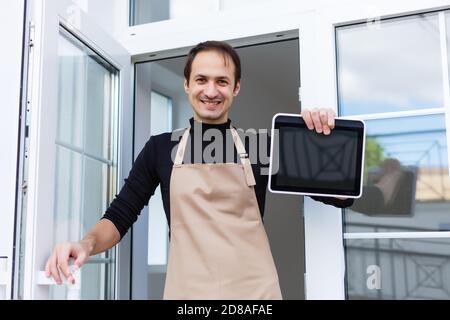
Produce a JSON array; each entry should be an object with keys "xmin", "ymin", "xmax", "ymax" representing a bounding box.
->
[
  {"xmin": 196, "ymin": 78, "xmax": 206, "ymax": 84},
  {"xmin": 218, "ymin": 79, "xmax": 229, "ymax": 86}
]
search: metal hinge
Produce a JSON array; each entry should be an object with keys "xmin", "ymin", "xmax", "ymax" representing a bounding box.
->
[
  {"xmin": 28, "ymin": 21, "xmax": 35, "ymax": 48},
  {"xmin": 21, "ymin": 181, "xmax": 28, "ymax": 193}
]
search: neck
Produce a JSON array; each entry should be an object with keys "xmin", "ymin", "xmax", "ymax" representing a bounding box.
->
[{"xmin": 193, "ymin": 113, "xmax": 229, "ymax": 125}]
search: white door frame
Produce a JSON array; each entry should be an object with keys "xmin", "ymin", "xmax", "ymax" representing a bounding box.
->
[
  {"xmin": 0, "ymin": 0, "xmax": 26, "ymax": 300},
  {"xmin": 21, "ymin": 0, "xmax": 132, "ymax": 299},
  {"xmin": 120, "ymin": 0, "xmax": 450, "ymax": 300}
]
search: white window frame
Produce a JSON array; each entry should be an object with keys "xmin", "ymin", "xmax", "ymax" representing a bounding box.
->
[{"xmin": 20, "ymin": 0, "xmax": 132, "ymax": 299}]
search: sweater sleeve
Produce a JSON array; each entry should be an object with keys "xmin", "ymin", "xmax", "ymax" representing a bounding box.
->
[{"xmin": 102, "ymin": 136, "xmax": 160, "ymax": 239}]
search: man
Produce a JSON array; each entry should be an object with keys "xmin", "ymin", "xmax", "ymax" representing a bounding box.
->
[{"xmin": 45, "ymin": 40, "xmax": 353, "ymax": 299}]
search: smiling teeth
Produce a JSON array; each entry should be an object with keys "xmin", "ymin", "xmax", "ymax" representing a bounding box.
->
[{"xmin": 201, "ymin": 100, "xmax": 221, "ymax": 105}]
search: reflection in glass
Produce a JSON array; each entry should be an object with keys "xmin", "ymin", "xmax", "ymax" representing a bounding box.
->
[
  {"xmin": 54, "ymin": 147, "xmax": 82, "ymax": 244},
  {"xmin": 346, "ymin": 238, "xmax": 450, "ymax": 299},
  {"xmin": 130, "ymin": 0, "xmax": 216, "ymax": 25},
  {"xmin": 447, "ymin": 12, "xmax": 450, "ymax": 79},
  {"xmin": 52, "ymin": 29, "xmax": 118, "ymax": 300},
  {"xmin": 345, "ymin": 115, "xmax": 450, "ymax": 232},
  {"xmin": 85, "ymin": 57, "xmax": 113, "ymax": 160},
  {"xmin": 57, "ymin": 35, "xmax": 84, "ymax": 149},
  {"xmin": 129, "ymin": 0, "xmax": 272, "ymax": 25},
  {"xmin": 336, "ymin": 13, "xmax": 443, "ymax": 115}
]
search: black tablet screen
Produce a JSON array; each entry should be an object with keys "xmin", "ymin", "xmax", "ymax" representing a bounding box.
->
[{"xmin": 271, "ymin": 115, "xmax": 364, "ymax": 197}]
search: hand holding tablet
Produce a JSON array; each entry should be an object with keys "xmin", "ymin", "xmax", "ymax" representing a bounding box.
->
[{"xmin": 269, "ymin": 112, "xmax": 366, "ymax": 198}]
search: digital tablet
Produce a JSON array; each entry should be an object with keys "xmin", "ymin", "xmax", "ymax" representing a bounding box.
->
[{"xmin": 268, "ymin": 113, "xmax": 365, "ymax": 198}]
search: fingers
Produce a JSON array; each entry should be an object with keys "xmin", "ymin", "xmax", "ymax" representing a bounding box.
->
[
  {"xmin": 73, "ymin": 251, "xmax": 88, "ymax": 270},
  {"xmin": 45, "ymin": 242, "xmax": 77, "ymax": 285},
  {"xmin": 322, "ymin": 109, "xmax": 336, "ymax": 135},
  {"xmin": 301, "ymin": 108, "xmax": 336, "ymax": 135},
  {"xmin": 310, "ymin": 109, "xmax": 323, "ymax": 134},
  {"xmin": 302, "ymin": 109, "xmax": 314, "ymax": 130},
  {"xmin": 45, "ymin": 251, "xmax": 63, "ymax": 285},
  {"xmin": 327, "ymin": 109, "xmax": 336, "ymax": 129},
  {"xmin": 319, "ymin": 109, "xmax": 330, "ymax": 135},
  {"xmin": 57, "ymin": 248, "xmax": 74, "ymax": 285}
]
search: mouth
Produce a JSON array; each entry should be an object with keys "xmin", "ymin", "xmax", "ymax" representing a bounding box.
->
[{"xmin": 199, "ymin": 98, "xmax": 223, "ymax": 109}]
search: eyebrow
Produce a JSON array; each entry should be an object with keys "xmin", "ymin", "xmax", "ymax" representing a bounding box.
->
[{"xmin": 194, "ymin": 74, "xmax": 231, "ymax": 81}]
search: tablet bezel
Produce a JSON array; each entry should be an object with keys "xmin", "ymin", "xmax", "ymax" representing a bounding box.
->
[{"xmin": 268, "ymin": 113, "xmax": 366, "ymax": 198}]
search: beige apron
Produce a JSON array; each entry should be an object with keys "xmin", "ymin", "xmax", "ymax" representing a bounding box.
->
[{"xmin": 163, "ymin": 126, "xmax": 282, "ymax": 300}]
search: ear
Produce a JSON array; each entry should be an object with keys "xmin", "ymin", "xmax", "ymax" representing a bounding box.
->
[
  {"xmin": 184, "ymin": 79, "xmax": 189, "ymax": 94},
  {"xmin": 233, "ymin": 81, "xmax": 241, "ymax": 96}
]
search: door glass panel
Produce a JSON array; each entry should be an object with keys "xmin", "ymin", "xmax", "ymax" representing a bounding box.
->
[
  {"xmin": 129, "ymin": 0, "xmax": 273, "ymax": 25},
  {"xmin": 51, "ymin": 28, "xmax": 118, "ymax": 300},
  {"xmin": 85, "ymin": 57, "xmax": 113, "ymax": 160},
  {"xmin": 148, "ymin": 91, "xmax": 172, "ymax": 267},
  {"xmin": 336, "ymin": 12, "xmax": 444, "ymax": 115},
  {"xmin": 447, "ymin": 12, "xmax": 450, "ymax": 77},
  {"xmin": 54, "ymin": 146, "xmax": 83, "ymax": 244},
  {"xmin": 57, "ymin": 35, "xmax": 84, "ymax": 149},
  {"xmin": 345, "ymin": 114, "xmax": 450, "ymax": 232},
  {"xmin": 345, "ymin": 237, "xmax": 450, "ymax": 299}
]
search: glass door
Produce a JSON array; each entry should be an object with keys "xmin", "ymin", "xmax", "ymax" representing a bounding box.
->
[
  {"xmin": 301, "ymin": 1, "xmax": 450, "ymax": 299},
  {"xmin": 337, "ymin": 10, "xmax": 450, "ymax": 300},
  {"xmin": 19, "ymin": 0, "xmax": 131, "ymax": 299}
]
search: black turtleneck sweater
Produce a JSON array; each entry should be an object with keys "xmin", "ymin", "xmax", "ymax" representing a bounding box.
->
[{"xmin": 102, "ymin": 118, "xmax": 354, "ymax": 239}]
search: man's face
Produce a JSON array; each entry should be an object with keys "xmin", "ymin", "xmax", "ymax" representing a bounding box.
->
[{"xmin": 184, "ymin": 50, "xmax": 240, "ymax": 124}]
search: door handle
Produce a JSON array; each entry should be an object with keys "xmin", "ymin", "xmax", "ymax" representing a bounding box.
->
[{"xmin": 36, "ymin": 267, "xmax": 81, "ymax": 300}]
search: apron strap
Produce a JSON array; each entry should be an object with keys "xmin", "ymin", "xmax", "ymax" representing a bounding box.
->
[
  {"xmin": 173, "ymin": 125, "xmax": 256, "ymax": 187},
  {"xmin": 174, "ymin": 128, "xmax": 191, "ymax": 166},
  {"xmin": 230, "ymin": 127, "xmax": 256, "ymax": 187}
]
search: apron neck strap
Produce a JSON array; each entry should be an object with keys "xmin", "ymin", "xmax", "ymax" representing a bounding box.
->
[
  {"xmin": 174, "ymin": 128, "xmax": 191, "ymax": 165},
  {"xmin": 173, "ymin": 125, "xmax": 256, "ymax": 187},
  {"xmin": 230, "ymin": 127, "xmax": 256, "ymax": 187}
]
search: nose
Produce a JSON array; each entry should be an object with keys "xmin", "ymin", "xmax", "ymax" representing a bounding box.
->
[{"xmin": 203, "ymin": 81, "xmax": 219, "ymax": 97}]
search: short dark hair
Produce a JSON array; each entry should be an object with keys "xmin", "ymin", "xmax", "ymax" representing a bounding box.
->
[{"xmin": 184, "ymin": 40, "xmax": 241, "ymax": 88}]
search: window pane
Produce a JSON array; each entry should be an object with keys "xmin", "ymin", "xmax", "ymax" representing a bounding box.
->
[
  {"xmin": 345, "ymin": 114, "xmax": 450, "ymax": 232},
  {"xmin": 85, "ymin": 56, "xmax": 113, "ymax": 160},
  {"xmin": 130, "ymin": 0, "xmax": 273, "ymax": 25},
  {"xmin": 148, "ymin": 91, "xmax": 172, "ymax": 266},
  {"xmin": 345, "ymin": 238, "xmax": 450, "ymax": 299},
  {"xmin": 83, "ymin": 158, "xmax": 109, "ymax": 234},
  {"xmin": 336, "ymin": 13, "xmax": 443, "ymax": 115},
  {"xmin": 54, "ymin": 146, "xmax": 83, "ymax": 244},
  {"xmin": 51, "ymin": 29, "xmax": 118, "ymax": 300},
  {"xmin": 130, "ymin": 0, "xmax": 170, "ymax": 25},
  {"xmin": 447, "ymin": 12, "xmax": 450, "ymax": 79},
  {"xmin": 57, "ymin": 35, "xmax": 84, "ymax": 148},
  {"xmin": 150, "ymin": 92, "xmax": 171, "ymax": 135}
]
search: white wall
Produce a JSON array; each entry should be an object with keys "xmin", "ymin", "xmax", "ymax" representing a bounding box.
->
[{"xmin": 0, "ymin": 0, "xmax": 25, "ymax": 298}]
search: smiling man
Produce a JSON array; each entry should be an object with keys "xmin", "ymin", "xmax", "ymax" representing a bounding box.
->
[
  {"xmin": 184, "ymin": 45, "xmax": 240, "ymax": 124},
  {"xmin": 45, "ymin": 40, "xmax": 353, "ymax": 299}
]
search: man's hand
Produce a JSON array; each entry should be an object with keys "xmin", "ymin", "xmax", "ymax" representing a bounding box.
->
[
  {"xmin": 301, "ymin": 108, "xmax": 347, "ymax": 201},
  {"xmin": 301, "ymin": 107, "xmax": 336, "ymax": 135},
  {"xmin": 44, "ymin": 240, "xmax": 92, "ymax": 285}
]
